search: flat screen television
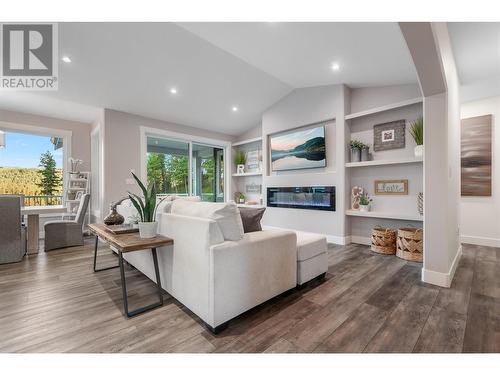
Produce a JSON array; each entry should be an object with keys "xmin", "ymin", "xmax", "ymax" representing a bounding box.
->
[{"xmin": 270, "ymin": 125, "xmax": 326, "ymax": 171}]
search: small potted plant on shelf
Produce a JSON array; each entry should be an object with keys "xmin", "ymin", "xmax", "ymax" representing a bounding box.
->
[
  {"xmin": 361, "ymin": 143, "xmax": 370, "ymax": 162},
  {"xmin": 350, "ymin": 140, "xmax": 363, "ymax": 162},
  {"xmin": 238, "ymin": 192, "xmax": 245, "ymax": 204},
  {"xmin": 127, "ymin": 172, "xmax": 162, "ymax": 238},
  {"xmin": 359, "ymin": 192, "xmax": 372, "ymax": 212},
  {"xmin": 410, "ymin": 116, "xmax": 423, "ymax": 158},
  {"xmin": 234, "ymin": 150, "xmax": 246, "ymax": 174}
]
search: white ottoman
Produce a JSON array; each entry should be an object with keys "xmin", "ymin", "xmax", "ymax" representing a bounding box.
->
[{"xmin": 295, "ymin": 231, "xmax": 328, "ymax": 285}]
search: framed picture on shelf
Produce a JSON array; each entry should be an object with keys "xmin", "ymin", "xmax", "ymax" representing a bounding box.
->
[
  {"xmin": 374, "ymin": 179, "xmax": 408, "ymax": 195},
  {"xmin": 75, "ymin": 191, "xmax": 84, "ymax": 200},
  {"xmin": 373, "ymin": 120, "xmax": 405, "ymax": 151},
  {"xmin": 246, "ymin": 149, "xmax": 261, "ymax": 172}
]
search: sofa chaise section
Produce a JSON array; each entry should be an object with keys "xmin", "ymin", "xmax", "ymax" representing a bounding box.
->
[{"xmin": 121, "ymin": 212, "xmax": 297, "ymax": 332}]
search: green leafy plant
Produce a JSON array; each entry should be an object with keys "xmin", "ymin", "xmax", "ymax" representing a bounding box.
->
[
  {"xmin": 350, "ymin": 139, "xmax": 367, "ymax": 150},
  {"xmin": 409, "ymin": 116, "xmax": 424, "ymax": 146},
  {"xmin": 238, "ymin": 192, "xmax": 245, "ymax": 200},
  {"xmin": 127, "ymin": 172, "xmax": 163, "ymax": 223},
  {"xmin": 359, "ymin": 192, "xmax": 372, "ymax": 206},
  {"xmin": 234, "ymin": 150, "xmax": 246, "ymax": 165}
]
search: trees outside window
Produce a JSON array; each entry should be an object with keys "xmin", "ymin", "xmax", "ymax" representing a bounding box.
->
[{"xmin": 37, "ymin": 151, "xmax": 62, "ymax": 196}]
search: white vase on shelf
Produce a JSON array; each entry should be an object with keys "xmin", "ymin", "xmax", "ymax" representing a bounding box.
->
[
  {"xmin": 359, "ymin": 204, "xmax": 370, "ymax": 212},
  {"xmin": 414, "ymin": 145, "xmax": 423, "ymax": 158}
]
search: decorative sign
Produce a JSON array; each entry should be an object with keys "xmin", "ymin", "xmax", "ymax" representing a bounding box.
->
[
  {"xmin": 373, "ymin": 120, "xmax": 405, "ymax": 151},
  {"xmin": 246, "ymin": 183, "xmax": 262, "ymax": 194},
  {"xmin": 461, "ymin": 114, "xmax": 492, "ymax": 196},
  {"xmin": 374, "ymin": 179, "xmax": 408, "ymax": 195}
]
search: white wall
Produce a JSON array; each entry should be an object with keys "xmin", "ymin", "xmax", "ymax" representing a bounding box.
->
[
  {"xmin": 261, "ymin": 84, "xmax": 348, "ymax": 243},
  {"xmin": 422, "ymin": 23, "xmax": 462, "ymax": 287},
  {"xmin": 460, "ymin": 96, "xmax": 500, "ymax": 247}
]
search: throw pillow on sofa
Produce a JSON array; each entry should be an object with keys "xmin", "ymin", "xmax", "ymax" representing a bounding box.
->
[
  {"xmin": 171, "ymin": 200, "xmax": 244, "ymax": 241},
  {"xmin": 238, "ymin": 207, "xmax": 266, "ymax": 233}
]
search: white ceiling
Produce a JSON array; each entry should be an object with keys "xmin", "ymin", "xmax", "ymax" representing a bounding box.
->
[
  {"xmin": 1, "ymin": 22, "xmax": 418, "ymax": 135},
  {"xmin": 178, "ymin": 22, "xmax": 418, "ymax": 88},
  {"xmin": 448, "ymin": 22, "xmax": 500, "ymax": 102}
]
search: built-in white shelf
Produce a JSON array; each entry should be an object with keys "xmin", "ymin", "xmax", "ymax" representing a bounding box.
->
[
  {"xmin": 232, "ymin": 137, "xmax": 262, "ymax": 147},
  {"xmin": 345, "ymin": 157, "xmax": 423, "ymax": 168},
  {"xmin": 237, "ymin": 204, "xmax": 266, "ymax": 209},
  {"xmin": 346, "ymin": 209, "xmax": 423, "ymax": 222},
  {"xmin": 345, "ymin": 97, "xmax": 423, "ymax": 120},
  {"xmin": 232, "ymin": 172, "xmax": 262, "ymax": 177}
]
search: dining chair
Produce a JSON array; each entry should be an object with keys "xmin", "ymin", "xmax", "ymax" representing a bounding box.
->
[
  {"xmin": 44, "ymin": 194, "xmax": 90, "ymax": 251},
  {"xmin": 0, "ymin": 195, "xmax": 26, "ymax": 264}
]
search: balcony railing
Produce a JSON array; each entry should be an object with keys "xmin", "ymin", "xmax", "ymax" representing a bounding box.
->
[{"xmin": 22, "ymin": 195, "xmax": 63, "ymax": 207}]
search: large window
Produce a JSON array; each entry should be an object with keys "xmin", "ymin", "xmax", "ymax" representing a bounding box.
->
[
  {"xmin": 147, "ymin": 137, "xmax": 190, "ymax": 195},
  {"xmin": 146, "ymin": 135, "xmax": 225, "ymax": 202},
  {"xmin": 0, "ymin": 129, "xmax": 64, "ymax": 206}
]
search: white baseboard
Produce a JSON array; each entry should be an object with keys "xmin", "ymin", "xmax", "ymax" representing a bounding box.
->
[
  {"xmin": 349, "ymin": 235, "xmax": 371, "ymax": 246},
  {"xmin": 461, "ymin": 235, "xmax": 500, "ymax": 248},
  {"xmin": 422, "ymin": 245, "xmax": 462, "ymax": 288},
  {"xmin": 326, "ymin": 235, "xmax": 350, "ymax": 245}
]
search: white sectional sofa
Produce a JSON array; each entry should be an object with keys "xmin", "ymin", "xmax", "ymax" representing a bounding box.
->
[{"xmin": 116, "ymin": 198, "xmax": 327, "ymax": 332}]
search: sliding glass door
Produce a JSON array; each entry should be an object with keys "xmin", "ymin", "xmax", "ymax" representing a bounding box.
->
[
  {"xmin": 191, "ymin": 143, "xmax": 224, "ymax": 202},
  {"xmin": 146, "ymin": 136, "xmax": 225, "ymax": 201}
]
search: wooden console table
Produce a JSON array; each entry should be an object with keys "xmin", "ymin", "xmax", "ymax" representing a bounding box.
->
[{"xmin": 88, "ymin": 223, "xmax": 173, "ymax": 318}]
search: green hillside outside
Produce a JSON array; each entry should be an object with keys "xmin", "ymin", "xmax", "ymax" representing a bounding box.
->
[{"xmin": 0, "ymin": 167, "xmax": 63, "ymax": 206}]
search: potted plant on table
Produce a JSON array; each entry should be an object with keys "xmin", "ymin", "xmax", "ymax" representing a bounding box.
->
[
  {"xmin": 410, "ymin": 116, "xmax": 423, "ymax": 158},
  {"xmin": 359, "ymin": 192, "xmax": 373, "ymax": 212},
  {"xmin": 234, "ymin": 150, "xmax": 247, "ymax": 174},
  {"xmin": 128, "ymin": 173, "xmax": 161, "ymax": 238}
]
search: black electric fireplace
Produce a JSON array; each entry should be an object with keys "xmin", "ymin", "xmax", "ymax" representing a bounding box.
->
[{"xmin": 267, "ymin": 186, "xmax": 335, "ymax": 211}]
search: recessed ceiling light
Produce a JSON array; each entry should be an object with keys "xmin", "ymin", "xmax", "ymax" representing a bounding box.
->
[
  {"xmin": 232, "ymin": 106, "xmax": 238, "ymax": 112},
  {"xmin": 62, "ymin": 56, "xmax": 72, "ymax": 63},
  {"xmin": 331, "ymin": 63, "xmax": 340, "ymax": 71},
  {"xmin": 170, "ymin": 87, "xmax": 177, "ymax": 94}
]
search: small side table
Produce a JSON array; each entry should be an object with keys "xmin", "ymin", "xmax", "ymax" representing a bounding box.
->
[{"xmin": 88, "ymin": 223, "xmax": 173, "ymax": 318}]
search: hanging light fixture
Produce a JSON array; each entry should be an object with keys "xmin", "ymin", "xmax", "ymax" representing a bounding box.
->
[{"xmin": 0, "ymin": 130, "xmax": 5, "ymax": 148}]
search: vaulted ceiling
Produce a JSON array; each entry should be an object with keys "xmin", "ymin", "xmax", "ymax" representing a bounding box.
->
[{"xmin": 1, "ymin": 22, "xmax": 421, "ymax": 135}]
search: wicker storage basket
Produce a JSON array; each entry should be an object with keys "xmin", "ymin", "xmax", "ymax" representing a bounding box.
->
[
  {"xmin": 396, "ymin": 227, "xmax": 423, "ymax": 262},
  {"xmin": 371, "ymin": 226, "xmax": 397, "ymax": 255}
]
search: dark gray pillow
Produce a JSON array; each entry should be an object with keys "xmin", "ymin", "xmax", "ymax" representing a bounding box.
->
[{"xmin": 238, "ymin": 207, "xmax": 266, "ymax": 233}]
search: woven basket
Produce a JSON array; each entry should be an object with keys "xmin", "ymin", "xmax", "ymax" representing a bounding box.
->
[
  {"xmin": 396, "ymin": 227, "xmax": 423, "ymax": 262},
  {"xmin": 371, "ymin": 226, "xmax": 397, "ymax": 255}
]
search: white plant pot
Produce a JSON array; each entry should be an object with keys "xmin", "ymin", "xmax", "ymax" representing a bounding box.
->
[
  {"xmin": 414, "ymin": 145, "xmax": 424, "ymax": 158},
  {"xmin": 359, "ymin": 205, "xmax": 370, "ymax": 212},
  {"xmin": 138, "ymin": 222, "xmax": 158, "ymax": 238}
]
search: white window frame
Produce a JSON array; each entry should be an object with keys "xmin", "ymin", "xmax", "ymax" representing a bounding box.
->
[
  {"xmin": 140, "ymin": 126, "xmax": 231, "ymax": 201},
  {"xmin": 0, "ymin": 121, "xmax": 72, "ymax": 205}
]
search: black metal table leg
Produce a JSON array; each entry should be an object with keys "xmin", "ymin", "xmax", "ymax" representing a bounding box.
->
[
  {"xmin": 93, "ymin": 235, "xmax": 120, "ymax": 272},
  {"xmin": 119, "ymin": 247, "xmax": 164, "ymax": 318}
]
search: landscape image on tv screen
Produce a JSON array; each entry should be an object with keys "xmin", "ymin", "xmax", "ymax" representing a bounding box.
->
[{"xmin": 270, "ymin": 125, "xmax": 326, "ymax": 171}]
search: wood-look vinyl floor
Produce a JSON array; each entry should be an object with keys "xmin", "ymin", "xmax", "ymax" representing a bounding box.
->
[{"xmin": 0, "ymin": 239, "xmax": 498, "ymax": 353}]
